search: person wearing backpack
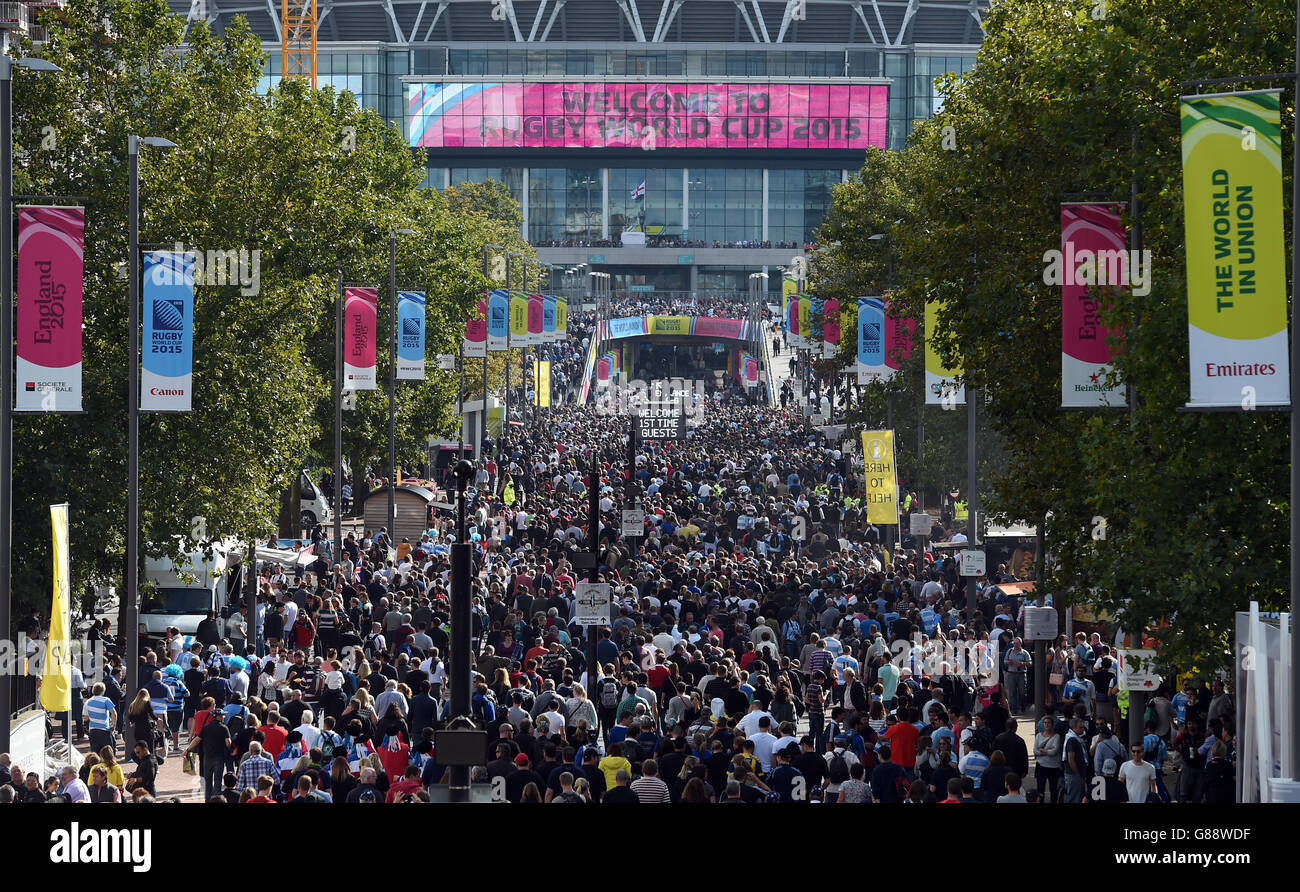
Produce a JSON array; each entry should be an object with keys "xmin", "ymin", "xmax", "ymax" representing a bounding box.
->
[
  {"xmin": 597, "ymin": 673, "xmax": 621, "ymax": 746},
  {"xmin": 1142, "ymin": 718, "xmax": 1170, "ymax": 802},
  {"xmin": 823, "ymin": 735, "xmax": 858, "ymax": 801}
]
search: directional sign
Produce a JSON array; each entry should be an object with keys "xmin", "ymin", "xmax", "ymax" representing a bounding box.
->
[
  {"xmin": 436, "ymin": 353, "xmax": 457, "ymax": 371},
  {"xmin": 909, "ymin": 513, "xmax": 933, "ymax": 536},
  {"xmin": 574, "ymin": 582, "xmax": 611, "ymax": 626},
  {"xmin": 959, "ymin": 549, "xmax": 986, "ymax": 577},
  {"xmin": 1117, "ymin": 648, "xmax": 1162, "ymax": 692},
  {"xmin": 1022, "ymin": 606, "xmax": 1058, "ymax": 641},
  {"xmin": 621, "ymin": 509, "xmax": 644, "ymax": 537}
]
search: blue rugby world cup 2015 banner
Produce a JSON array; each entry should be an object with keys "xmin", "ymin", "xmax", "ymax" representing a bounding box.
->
[
  {"xmin": 397, "ymin": 291, "xmax": 426, "ymax": 380},
  {"xmin": 142, "ymin": 251, "xmax": 195, "ymax": 412}
]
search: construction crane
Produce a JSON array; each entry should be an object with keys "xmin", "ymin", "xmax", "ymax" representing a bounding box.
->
[{"xmin": 281, "ymin": 0, "xmax": 317, "ymax": 87}]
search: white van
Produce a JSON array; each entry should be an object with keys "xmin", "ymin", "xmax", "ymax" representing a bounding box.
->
[
  {"xmin": 141, "ymin": 539, "xmax": 242, "ymax": 640},
  {"xmin": 300, "ymin": 470, "xmax": 333, "ymax": 529}
]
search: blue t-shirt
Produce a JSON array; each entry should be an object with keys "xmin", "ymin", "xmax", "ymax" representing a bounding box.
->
[
  {"xmin": 931, "ymin": 726, "xmax": 955, "ymax": 750},
  {"xmin": 1172, "ymin": 692, "xmax": 1192, "ymax": 724}
]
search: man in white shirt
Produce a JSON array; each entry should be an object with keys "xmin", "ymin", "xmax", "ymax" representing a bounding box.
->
[
  {"xmin": 1118, "ymin": 744, "xmax": 1158, "ymax": 803},
  {"xmin": 736, "ymin": 700, "xmax": 774, "ymax": 737},
  {"xmin": 749, "ymin": 716, "xmax": 779, "ymax": 773},
  {"xmin": 295, "ymin": 710, "xmax": 322, "ymax": 749}
]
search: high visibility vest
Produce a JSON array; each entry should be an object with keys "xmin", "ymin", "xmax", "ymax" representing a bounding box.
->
[
  {"xmin": 1116, "ymin": 688, "xmax": 1130, "ymax": 720},
  {"xmin": 954, "ymin": 500, "xmax": 968, "ymax": 521}
]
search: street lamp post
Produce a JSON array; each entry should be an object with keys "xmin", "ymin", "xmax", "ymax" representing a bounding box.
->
[
  {"xmin": 125, "ymin": 134, "xmax": 177, "ymax": 699},
  {"xmin": 387, "ymin": 228, "xmax": 414, "ymax": 550},
  {"xmin": 0, "ymin": 54, "xmax": 59, "ymax": 751},
  {"xmin": 481, "ymin": 245, "xmax": 502, "ymax": 460}
]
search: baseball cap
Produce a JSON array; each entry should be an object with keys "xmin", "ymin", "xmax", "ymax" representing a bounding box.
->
[{"xmin": 514, "ymin": 753, "xmax": 530, "ymax": 766}]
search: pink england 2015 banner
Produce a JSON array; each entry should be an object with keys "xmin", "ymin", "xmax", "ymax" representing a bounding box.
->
[
  {"xmin": 1061, "ymin": 203, "xmax": 1127, "ymax": 408},
  {"xmin": 344, "ymin": 287, "xmax": 378, "ymax": 390},
  {"xmin": 408, "ymin": 82, "xmax": 887, "ymax": 150},
  {"xmin": 17, "ymin": 206, "xmax": 84, "ymax": 412}
]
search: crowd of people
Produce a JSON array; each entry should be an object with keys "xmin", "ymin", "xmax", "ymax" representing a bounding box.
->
[{"xmin": 0, "ymin": 301, "xmax": 1235, "ymax": 806}]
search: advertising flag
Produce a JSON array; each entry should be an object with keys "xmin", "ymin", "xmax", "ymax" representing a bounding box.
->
[
  {"xmin": 509, "ymin": 291, "xmax": 529, "ymax": 347},
  {"xmin": 40, "ymin": 503, "xmax": 71, "ymax": 712},
  {"xmin": 1181, "ymin": 89, "xmax": 1289, "ymax": 407},
  {"xmin": 537, "ymin": 360, "xmax": 551, "ymax": 406},
  {"xmin": 487, "ymin": 288, "xmax": 509, "ymax": 351},
  {"xmin": 527, "ymin": 293, "xmax": 544, "ymax": 345},
  {"xmin": 543, "ymin": 295, "xmax": 557, "ymax": 342},
  {"xmin": 823, "ymin": 297, "xmax": 841, "ymax": 359},
  {"xmin": 397, "ymin": 291, "xmax": 426, "ymax": 380},
  {"xmin": 857, "ymin": 297, "xmax": 887, "ymax": 384},
  {"xmin": 784, "ymin": 275, "xmax": 800, "ymax": 347},
  {"xmin": 597, "ymin": 354, "xmax": 612, "ymax": 385},
  {"xmin": 464, "ymin": 296, "xmax": 487, "ymax": 359},
  {"xmin": 16, "ymin": 206, "xmax": 83, "ymax": 412},
  {"xmin": 556, "ymin": 295, "xmax": 568, "ymax": 340},
  {"xmin": 924, "ymin": 301, "xmax": 965, "ymax": 405},
  {"xmin": 141, "ymin": 251, "xmax": 196, "ymax": 411},
  {"xmin": 860, "ymin": 431, "xmax": 898, "ymax": 526},
  {"xmin": 797, "ymin": 292, "xmax": 812, "ymax": 344},
  {"xmin": 1061, "ymin": 203, "xmax": 1128, "ymax": 407},
  {"xmin": 343, "ymin": 286, "xmax": 378, "ymax": 390},
  {"xmin": 884, "ymin": 295, "xmax": 915, "ymax": 380}
]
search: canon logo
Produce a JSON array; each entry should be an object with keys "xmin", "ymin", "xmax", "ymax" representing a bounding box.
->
[{"xmin": 149, "ymin": 388, "xmax": 185, "ymax": 396}]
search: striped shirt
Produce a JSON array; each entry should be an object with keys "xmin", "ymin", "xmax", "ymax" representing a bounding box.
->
[
  {"xmin": 84, "ymin": 695, "xmax": 116, "ymax": 730},
  {"xmin": 630, "ymin": 776, "xmax": 672, "ymax": 803}
]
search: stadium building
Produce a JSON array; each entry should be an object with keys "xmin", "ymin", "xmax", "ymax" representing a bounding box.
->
[{"xmin": 171, "ymin": 0, "xmax": 987, "ymax": 300}]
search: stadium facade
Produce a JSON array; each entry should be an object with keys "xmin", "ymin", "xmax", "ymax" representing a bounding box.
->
[{"xmin": 172, "ymin": 0, "xmax": 987, "ymax": 298}]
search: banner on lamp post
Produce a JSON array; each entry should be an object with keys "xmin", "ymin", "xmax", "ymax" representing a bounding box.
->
[
  {"xmin": 924, "ymin": 301, "xmax": 965, "ymax": 405},
  {"xmin": 343, "ymin": 286, "xmax": 378, "ymax": 390},
  {"xmin": 527, "ymin": 293, "xmax": 544, "ymax": 345},
  {"xmin": 822, "ymin": 297, "xmax": 840, "ymax": 359},
  {"xmin": 1181, "ymin": 89, "xmax": 1289, "ymax": 408},
  {"xmin": 487, "ymin": 288, "xmax": 509, "ymax": 351},
  {"xmin": 861, "ymin": 430, "xmax": 898, "ymax": 526},
  {"xmin": 1060, "ymin": 203, "xmax": 1128, "ymax": 407},
  {"xmin": 556, "ymin": 294, "xmax": 568, "ymax": 340},
  {"xmin": 884, "ymin": 294, "xmax": 915, "ymax": 382},
  {"xmin": 543, "ymin": 295, "xmax": 557, "ymax": 342},
  {"xmin": 141, "ymin": 251, "xmax": 195, "ymax": 411},
  {"xmin": 509, "ymin": 291, "xmax": 529, "ymax": 347},
  {"xmin": 397, "ymin": 291, "xmax": 426, "ymax": 380},
  {"xmin": 16, "ymin": 206, "xmax": 84, "ymax": 412},
  {"xmin": 857, "ymin": 297, "xmax": 887, "ymax": 384},
  {"xmin": 464, "ymin": 296, "xmax": 487, "ymax": 359}
]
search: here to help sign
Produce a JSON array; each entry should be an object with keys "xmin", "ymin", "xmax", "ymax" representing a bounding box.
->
[
  {"xmin": 574, "ymin": 582, "xmax": 611, "ymax": 626},
  {"xmin": 959, "ymin": 549, "xmax": 986, "ymax": 577},
  {"xmin": 1117, "ymin": 648, "xmax": 1161, "ymax": 692}
]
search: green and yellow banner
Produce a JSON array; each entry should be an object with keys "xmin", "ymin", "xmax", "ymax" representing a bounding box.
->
[
  {"xmin": 1181, "ymin": 89, "xmax": 1288, "ymax": 408},
  {"xmin": 860, "ymin": 431, "xmax": 898, "ymax": 526},
  {"xmin": 924, "ymin": 301, "xmax": 965, "ymax": 405},
  {"xmin": 509, "ymin": 291, "xmax": 529, "ymax": 347}
]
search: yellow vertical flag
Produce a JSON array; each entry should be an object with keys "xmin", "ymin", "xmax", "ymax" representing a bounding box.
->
[
  {"xmin": 538, "ymin": 360, "xmax": 551, "ymax": 407},
  {"xmin": 41, "ymin": 503, "xmax": 72, "ymax": 713},
  {"xmin": 861, "ymin": 431, "xmax": 899, "ymax": 526}
]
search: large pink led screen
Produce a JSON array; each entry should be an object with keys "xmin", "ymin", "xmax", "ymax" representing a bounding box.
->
[{"xmin": 407, "ymin": 82, "xmax": 888, "ymax": 149}]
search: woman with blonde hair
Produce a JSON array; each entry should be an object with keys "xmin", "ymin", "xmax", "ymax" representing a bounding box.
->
[
  {"xmin": 127, "ymin": 689, "xmax": 156, "ymax": 750},
  {"xmin": 573, "ymin": 776, "xmax": 591, "ymax": 802}
]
